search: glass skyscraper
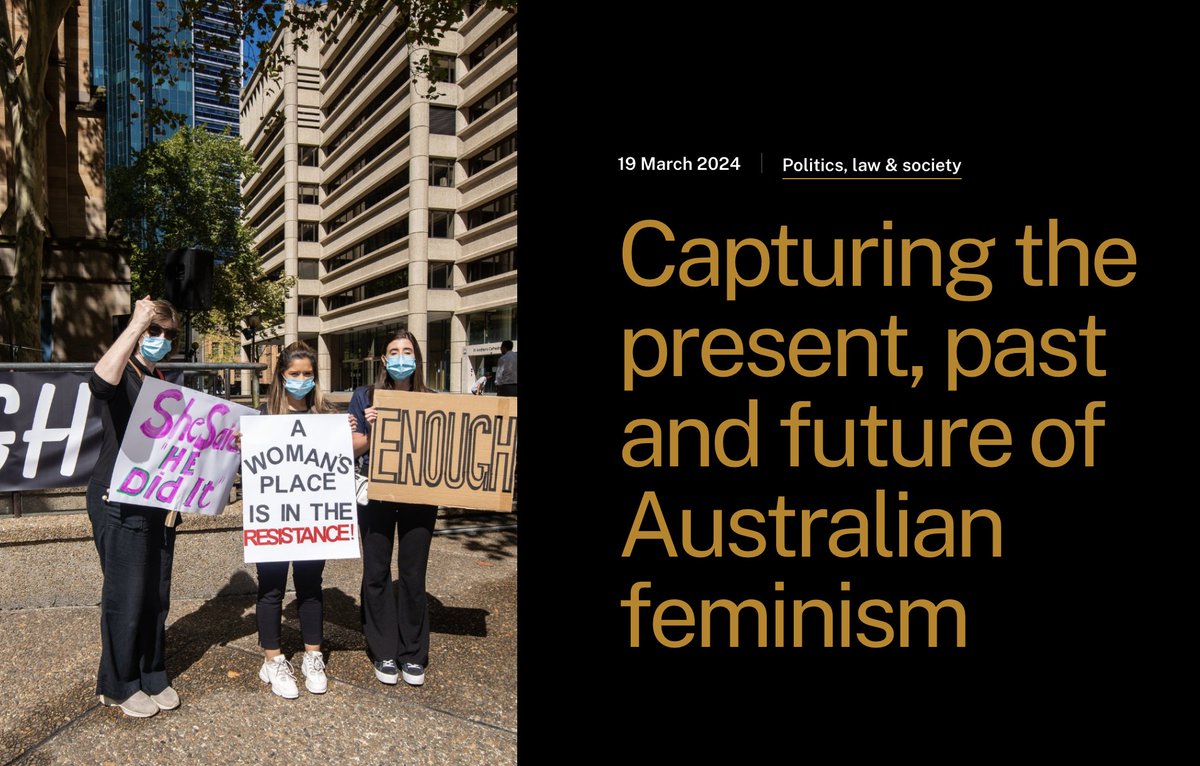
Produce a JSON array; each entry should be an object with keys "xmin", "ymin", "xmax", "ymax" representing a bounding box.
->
[
  {"xmin": 93, "ymin": 0, "xmax": 241, "ymax": 168},
  {"xmin": 192, "ymin": 2, "xmax": 242, "ymax": 134}
]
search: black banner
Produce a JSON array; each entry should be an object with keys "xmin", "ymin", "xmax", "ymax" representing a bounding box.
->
[{"xmin": 0, "ymin": 372, "xmax": 104, "ymax": 491}]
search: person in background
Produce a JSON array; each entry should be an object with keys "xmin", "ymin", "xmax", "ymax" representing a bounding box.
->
[
  {"xmin": 493, "ymin": 340, "xmax": 518, "ymax": 502},
  {"xmin": 495, "ymin": 340, "xmax": 517, "ymax": 397},
  {"xmin": 470, "ymin": 371, "xmax": 492, "ymax": 395},
  {"xmin": 251, "ymin": 341, "xmax": 356, "ymax": 698},
  {"xmin": 87, "ymin": 295, "xmax": 181, "ymax": 718},
  {"xmin": 348, "ymin": 329, "xmax": 438, "ymax": 687}
]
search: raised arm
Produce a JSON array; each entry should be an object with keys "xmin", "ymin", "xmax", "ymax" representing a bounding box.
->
[{"xmin": 94, "ymin": 296, "xmax": 157, "ymax": 384}]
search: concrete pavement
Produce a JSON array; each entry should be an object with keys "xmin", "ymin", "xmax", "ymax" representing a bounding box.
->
[{"xmin": 0, "ymin": 506, "xmax": 517, "ymax": 765}]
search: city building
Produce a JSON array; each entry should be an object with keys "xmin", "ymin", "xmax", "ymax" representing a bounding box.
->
[
  {"xmin": 1, "ymin": 2, "xmax": 241, "ymax": 362},
  {"xmin": 239, "ymin": 3, "xmax": 517, "ymax": 393},
  {"xmin": 95, "ymin": 0, "xmax": 242, "ymax": 169},
  {"xmin": 1, "ymin": 1, "xmax": 127, "ymax": 362}
]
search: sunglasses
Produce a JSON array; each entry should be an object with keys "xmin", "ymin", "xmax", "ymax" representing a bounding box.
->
[{"xmin": 148, "ymin": 323, "xmax": 179, "ymax": 341}]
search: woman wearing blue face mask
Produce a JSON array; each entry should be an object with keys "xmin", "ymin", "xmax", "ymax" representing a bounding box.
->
[
  {"xmin": 251, "ymin": 341, "xmax": 355, "ymax": 698},
  {"xmin": 348, "ymin": 329, "xmax": 438, "ymax": 687},
  {"xmin": 87, "ymin": 295, "xmax": 181, "ymax": 718}
]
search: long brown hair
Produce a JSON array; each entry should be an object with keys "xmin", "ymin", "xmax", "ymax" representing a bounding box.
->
[
  {"xmin": 266, "ymin": 341, "xmax": 333, "ymax": 414},
  {"xmin": 374, "ymin": 328, "xmax": 431, "ymax": 393}
]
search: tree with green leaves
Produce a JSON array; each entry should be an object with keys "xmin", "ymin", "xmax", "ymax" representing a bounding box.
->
[
  {"xmin": 107, "ymin": 126, "xmax": 294, "ymax": 335},
  {"xmin": 1, "ymin": 0, "xmax": 514, "ymax": 359}
]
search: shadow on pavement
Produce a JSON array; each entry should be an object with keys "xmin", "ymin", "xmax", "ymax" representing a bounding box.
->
[
  {"xmin": 323, "ymin": 586, "xmax": 491, "ymax": 641},
  {"xmin": 164, "ymin": 570, "xmax": 259, "ymax": 677},
  {"xmin": 439, "ymin": 511, "xmax": 518, "ymax": 562}
]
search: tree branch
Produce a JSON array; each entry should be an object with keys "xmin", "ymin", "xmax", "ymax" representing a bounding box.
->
[{"xmin": 22, "ymin": 0, "xmax": 74, "ymax": 107}]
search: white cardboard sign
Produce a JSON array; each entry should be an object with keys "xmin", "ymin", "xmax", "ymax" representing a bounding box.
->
[{"xmin": 239, "ymin": 413, "xmax": 360, "ymax": 563}]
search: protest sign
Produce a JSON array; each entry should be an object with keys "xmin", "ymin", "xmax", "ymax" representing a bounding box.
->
[
  {"xmin": 1, "ymin": 372, "xmax": 103, "ymax": 490},
  {"xmin": 107, "ymin": 377, "xmax": 256, "ymax": 513},
  {"xmin": 240, "ymin": 413, "xmax": 360, "ymax": 563},
  {"xmin": 367, "ymin": 391, "xmax": 517, "ymax": 512}
]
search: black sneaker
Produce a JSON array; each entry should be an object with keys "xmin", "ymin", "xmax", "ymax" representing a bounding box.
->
[
  {"xmin": 373, "ymin": 659, "xmax": 399, "ymax": 685},
  {"xmin": 401, "ymin": 662, "xmax": 425, "ymax": 686}
]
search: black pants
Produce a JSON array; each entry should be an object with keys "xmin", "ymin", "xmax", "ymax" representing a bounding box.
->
[
  {"xmin": 255, "ymin": 560, "xmax": 326, "ymax": 650},
  {"xmin": 359, "ymin": 501, "xmax": 437, "ymax": 666},
  {"xmin": 86, "ymin": 482, "xmax": 177, "ymax": 699}
]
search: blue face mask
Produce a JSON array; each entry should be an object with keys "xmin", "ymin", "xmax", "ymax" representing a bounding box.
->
[
  {"xmin": 284, "ymin": 377, "xmax": 316, "ymax": 398},
  {"xmin": 385, "ymin": 355, "xmax": 417, "ymax": 380},
  {"xmin": 140, "ymin": 336, "xmax": 171, "ymax": 362}
]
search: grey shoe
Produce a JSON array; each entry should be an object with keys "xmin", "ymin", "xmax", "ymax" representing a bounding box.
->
[
  {"xmin": 373, "ymin": 659, "xmax": 399, "ymax": 685},
  {"xmin": 401, "ymin": 662, "xmax": 425, "ymax": 686},
  {"xmin": 150, "ymin": 686, "xmax": 180, "ymax": 710},
  {"xmin": 100, "ymin": 690, "xmax": 159, "ymax": 718}
]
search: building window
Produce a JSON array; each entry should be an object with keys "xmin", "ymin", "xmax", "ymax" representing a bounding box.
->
[
  {"xmin": 299, "ymin": 221, "xmax": 319, "ymax": 242},
  {"xmin": 429, "ymin": 210, "xmax": 455, "ymax": 238},
  {"xmin": 466, "ymin": 247, "xmax": 517, "ymax": 282},
  {"xmin": 326, "ymin": 169, "xmax": 410, "ymax": 233},
  {"xmin": 298, "ymin": 259, "xmax": 320, "ymax": 279},
  {"xmin": 325, "ymin": 73, "xmax": 410, "ymax": 156},
  {"xmin": 323, "ymin": 219, "xmax": 410, "ymax": 271},
  {"xmin": 426, "ymin": 317, "xmax": 451, "ymax": 391},
  {"xmin": 321, "ymin": 27, "xmax": 406, "ymax": 114},
  {"xmin": 429, "ymin": 262, "xmax": 453, "ymax": 289},
  {"xmin": 299, "ymin": 184, "xmax": 320, "ymax": 205},
  {"xmin": 429, "ymin": 106, "xmax": 456, "ymax": 135},
  {"xmin": 466, "ymin": 191, "xmax": 517, "ymax": 229},
  {"xmin": 320, "ymin": 21, "xmax": 373, "ymax": 78},
  {"xmin": 299, "ymin": 297, "xmax": 318, "ymax": 316},
  {"xmin": 467, "ymin": 75, "xmax": 516, "ymax": 124},
  {"xmin": 259, "ymin": 232, "xmax": 285, "ymax": 255},
  {"xmin": 467, "ymin": 133, "xmax": 517, "ymax": 176},
  {"xmin": 247, "ymin": 156, "xmax": 283, "ymax": 199},
  {"xmin": 266, "ymin": 266, "xmax": 284, "ymax": 282},
  {"xmin": 366, "ymin": 270, "xmax": 409, "ymax": 298},
  {"xmin": 430, "ymin": 53, "xmax": 456, "ymax": 84},
  {"xmin": 41, "ymin": 285, "xmax": 53, "ymax": 361},
  {"xmin": 249, "ymin": 190, "xmax": 284, "ymax": 232},
  {"xmin": 467, "ymin": 17, "xmax": 517, "ymax": 70},
  {"xmin": 466, "ymin": 305, "xmax": 517, "ymax": 345},
  {"xmin": 430, "ymin": 158, "xmax": 455, "ymax": 188},
  {"xmin": 299, "ymin": 145, "xmax": 320, "ymax": 166},
  {"xmin": 326, "ymin": 268, "xmax": 409, "ymax": 310},
  {"xmin": 326, "ymin": 124, "xmax": 408, "ymax": 193}
]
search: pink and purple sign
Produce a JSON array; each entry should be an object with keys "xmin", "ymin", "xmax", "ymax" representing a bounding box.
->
[{"xmin": 106, "ymin": 377, "xmax": 257, "ymax": 514}]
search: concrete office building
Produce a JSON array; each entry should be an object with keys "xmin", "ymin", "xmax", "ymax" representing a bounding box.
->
[{"xmin": 239, "ymin": 3, "xmax": 517, "ymax": 393}]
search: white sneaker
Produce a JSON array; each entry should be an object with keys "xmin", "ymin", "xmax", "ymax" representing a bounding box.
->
[
  {"xmin": 300, "ymin": 650, "xmax": 328, "ymax": 694},
  {"xmin": 258, "ymin": 655, "xmax": 299, "ymax": 699}
]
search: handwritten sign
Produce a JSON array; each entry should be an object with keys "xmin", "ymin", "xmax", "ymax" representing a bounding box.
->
[
  {"xmin": 368, "ymin": 391, "xmax": 517, "ymax": 512},
  {"xmin": 107, "ymin": 378, "xmax": 256, "ymax": 514},
  {"xmin": 240, "ymin": 414, "xmax": 360, "ymax": 563}
]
